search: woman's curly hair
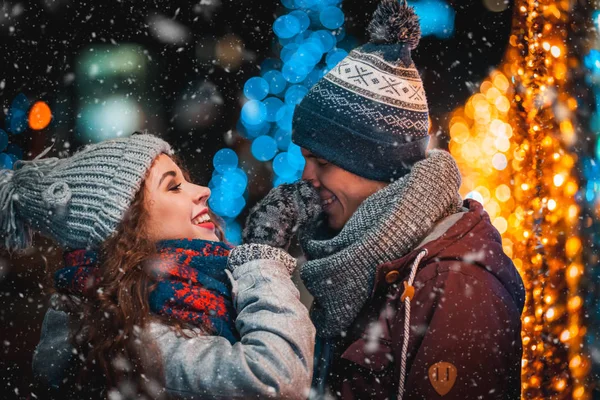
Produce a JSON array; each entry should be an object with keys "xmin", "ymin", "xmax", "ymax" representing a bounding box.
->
[{"xmin": 68, "ymin": 155, "xmax": 225, "ymax": 399}]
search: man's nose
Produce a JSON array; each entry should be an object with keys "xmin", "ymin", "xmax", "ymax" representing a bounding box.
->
[{"xmin": 302, "ymin": 173, "xmax": 320, "ymax": 189}]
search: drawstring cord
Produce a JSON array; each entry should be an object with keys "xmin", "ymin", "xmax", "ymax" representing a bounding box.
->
[{"xmin": 397, "ymin": 248, "xmax": 428, "ymax": 400}]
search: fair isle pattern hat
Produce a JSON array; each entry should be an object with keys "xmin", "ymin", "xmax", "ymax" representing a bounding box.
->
[
  {"xmin": 292, "ymin": 0, "xmax": 429, "ymax": 182},
  {"xmin": 0, "ymin": 133, "xmax": 172, "ymax": 251}
]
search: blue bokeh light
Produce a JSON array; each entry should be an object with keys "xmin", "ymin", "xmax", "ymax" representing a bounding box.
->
[
  {"xmin": 287, "ymin": 143, "xmax": 306, "ymax": 170},
  {"xmin": 281, "ymin": 0, "xmax": 296, "ymax": 9},
  {"xmin": 585, "ymin": 49, "xmax": 600, "ymax": 76},
  {"xmin": 319, "ymin": 6, "xmax": 344, "ymax": 29},
  {"xmin": 274, "ymin": 15, "xmax": 302, "ymax": 39},
  {"xmin": 263, "ymin": 97, "xmax": 284, "ymax": 122},
  {"xmin": 241, "ymin": 100, "xmax": 268, "ymax": 126},
  {"xmin": 303, "ymin": 67, "xmax": 326, "ymax": 88},
  {"xmin": 410, "ymin": 0, "xmax": 455, "ymax": 39},
  {"xmin": 209, "ymin": 189, "xmax": 247, "ymax": 218},
  {"xmin": 274, "ymin": 128, "xmax": 292, "ymax": 151},
  {"xmin": 282, "ymin": 61, "xmax": 310, "ymax": 83},
  {"xmin": 312, "ymin": 30, "xmax": 336, "ymax": 52},
  {"xmin": 244, "ymin": 77, "xmax": 270, "ymax": 101},
  {"xmin": 251, "ymin": 135, "xmax": 279, "ymax": 161},
  {"xmin": 220, "ymin": 169, "xmax": 247, "ymax": 198},
  {"xmin": 281, "ymin": 43, "xmax": 300, "ymax": 63},
  {"xmin": 213, "ymin": 148, "xmax": 239, "ymax": 173},
  {"xmin": 290, "ymin": 10, "xmax": 311, "ymax": 32},
  {"xmin": 223, "ymin": 219, "xmax": 243, "ymax": 245},
  {"xmin": 275, "ymin": 105, "xmax": 295, "ymax": 131},
  {"xmin": 284, "ymin": 85, "xmax": 309, "ymax": 105},
  {"xmin": 273, "ymin": 152, "xmax": 297, "ymax": 178},
  {"xmin": 263, "ymin": 70, "xmax": 288, "ymax": 94},
  {"xmin": 273, "ymin": 172, "xmax": 302, "ymax": 187},
  {"xmin": 7, "ymin": 93, "xmax": 31, "ymax": 135},
  {"xmin": 326, "ymin": 48, "xmax": 348, "ymax": 69},
  {"xmin": 214, "ymin": 0, "xmax": 347, "ymax": 221},
  {"xmin": 298, "ymin": 44, "xmax": 323, "ymax": 67},
  {"xmin": 295, "ymin": 0, "xmax": 318, "ymax": 9},
  {"xmin": 0, "ymin": 153, "xmax": 14, "ymax": 170}
]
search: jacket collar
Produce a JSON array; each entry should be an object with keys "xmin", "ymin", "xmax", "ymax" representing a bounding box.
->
[{"xmin": 371, "ymin": 200, "xmax": 477, "ymax": 295}]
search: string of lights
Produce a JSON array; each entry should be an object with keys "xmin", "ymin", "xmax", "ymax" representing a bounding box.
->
[
  {"xmin": 449, "ymin": 0, "xmax": 589, "ymax": 397},
  {"xmin": 578, "ymin": 0, "xmax": 600, "ymax": 390}
]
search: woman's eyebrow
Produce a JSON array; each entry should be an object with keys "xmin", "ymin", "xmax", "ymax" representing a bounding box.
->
[{"xmin": 158, "ymin": 171, "xmax": 177, "ymax": 188}]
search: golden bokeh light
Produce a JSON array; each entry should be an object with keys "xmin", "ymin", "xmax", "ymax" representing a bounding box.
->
[{"xmin": 448, "ymin": 0, "xmax": 588, "ymax": 397}]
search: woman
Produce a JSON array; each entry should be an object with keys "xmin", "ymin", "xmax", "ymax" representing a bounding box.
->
[{"xmin": 0, "ymin": 133, "xmax": 317, "ymax": 399}]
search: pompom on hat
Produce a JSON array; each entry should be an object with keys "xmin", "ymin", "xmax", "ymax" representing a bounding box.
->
[
  {"xmin": 292, "ymin": 0, "xmax": 429, "ymax": 182},
  {"xmin": 0, "ymin": 133, "xmax": 172, "ymax": 251},
  {"xmin": 368, "ymin": 0, "xmax": 422, "ymax": 49}
]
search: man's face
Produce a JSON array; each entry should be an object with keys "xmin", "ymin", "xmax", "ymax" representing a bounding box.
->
[{"xmin": 301, "ymin": 148, "xmax": 388, "ymax": 231}]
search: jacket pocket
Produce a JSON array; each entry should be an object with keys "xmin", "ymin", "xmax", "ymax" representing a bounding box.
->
[{"xmin": 340, "ymin": 337, "xmax": 393, "ymax": 372}]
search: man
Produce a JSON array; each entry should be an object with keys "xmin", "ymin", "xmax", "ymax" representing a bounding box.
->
[{"xmin": 242, "ymin": 0, "xmax": 525, "ymax": 399}]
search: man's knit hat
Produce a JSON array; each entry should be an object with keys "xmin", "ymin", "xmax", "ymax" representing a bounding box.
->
[
  {"xmin": 292, "ymin": 0, "xmax": 429, "ymax": 182},
  {"xmin": 0, "ymin": 133, "xmax": 172, "ymax": 251}
]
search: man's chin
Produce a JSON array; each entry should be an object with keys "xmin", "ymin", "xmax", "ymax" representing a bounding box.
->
[{"xmin": 326, "ymin": 214, "xmax": 346, "ymax": 232}]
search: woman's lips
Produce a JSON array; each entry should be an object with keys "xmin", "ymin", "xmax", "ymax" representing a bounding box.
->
[{"xmin": 195, "ymin": 222, "xmax": 215, "ymax": 230}]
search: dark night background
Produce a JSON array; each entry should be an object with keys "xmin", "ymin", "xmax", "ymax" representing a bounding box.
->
[{"xmin": 0, "ymin": 0, "xmax": 513, "ymax": 398}]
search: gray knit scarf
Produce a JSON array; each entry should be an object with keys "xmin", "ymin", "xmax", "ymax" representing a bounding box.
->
[{"xmin": 299, "ymin": 150, "xmax": 464, "ymax": 338}]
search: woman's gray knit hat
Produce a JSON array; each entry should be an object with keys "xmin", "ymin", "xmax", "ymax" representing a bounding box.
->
[{"xmin": 0, "ymin": 133, "xmax": 172, "ymax": 251}]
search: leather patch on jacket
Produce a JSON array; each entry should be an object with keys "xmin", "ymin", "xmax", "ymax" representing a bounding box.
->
[{"xmin": 428, "ymin": 362, "xmax": 457, "ymax": 396}]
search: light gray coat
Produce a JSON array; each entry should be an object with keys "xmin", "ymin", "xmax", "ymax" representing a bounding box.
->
[{"xmin": 33, "ymin": 259, "xmax": 316, "ymax": 399}]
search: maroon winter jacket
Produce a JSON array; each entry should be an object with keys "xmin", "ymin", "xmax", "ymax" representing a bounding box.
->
[{"xmin": 322, "ymin": 199, "xmax": 525, "ymax": 399}]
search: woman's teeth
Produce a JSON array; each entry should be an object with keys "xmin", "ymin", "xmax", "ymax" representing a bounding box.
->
[
  {"xmin": 322, "ymin": 196, "xmax": 336, "ymax": 207},
  {"xmin": 193, "ymin": 214, "xmax": 211, "ymax": 225}
]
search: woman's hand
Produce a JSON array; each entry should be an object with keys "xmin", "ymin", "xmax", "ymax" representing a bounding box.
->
[{"xmin": 242, "ymin": 180, "xmax": 322, "ymax": 250}]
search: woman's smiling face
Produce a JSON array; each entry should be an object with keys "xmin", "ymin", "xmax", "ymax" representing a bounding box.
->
[{"xmin": 143, "ymin": 154, "xmax": 219, "ymax": 242}]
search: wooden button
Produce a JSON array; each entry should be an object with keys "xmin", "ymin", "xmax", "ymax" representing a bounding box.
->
[{"xmin": 385, "ymin": 270, "xmax": 400, "ymax": 284}]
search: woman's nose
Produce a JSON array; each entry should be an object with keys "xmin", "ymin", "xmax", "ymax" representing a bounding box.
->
[{"xmin": 194, "ymin": 184, "xmax": 211, "ymax": 204}]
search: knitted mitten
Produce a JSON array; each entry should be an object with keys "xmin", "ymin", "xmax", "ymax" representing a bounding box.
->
[
  {"xmin": 242, "ymin": 180, "xmax": 322, "ymax": 249},
  {"xmin": 227, "ymin": 244, "xmax": 297, "ymax": 275}
]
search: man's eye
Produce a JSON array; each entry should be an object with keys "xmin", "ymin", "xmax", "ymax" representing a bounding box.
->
[
  {"xmin": 169, "ymin": 183, "xmax": 182, "ymax": 192},
  {"xmin": 317, "ymin": 160, "xmax": 329, "ymax": 166}
]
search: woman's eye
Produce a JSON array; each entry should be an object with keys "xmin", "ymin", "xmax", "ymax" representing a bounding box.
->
[{"xmin": 169, "ymin": 183, "xmax": 182, "ymax": 192}]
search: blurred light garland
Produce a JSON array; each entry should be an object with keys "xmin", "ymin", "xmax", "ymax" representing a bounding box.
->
[
  {"xmin": 579, "ymin": 0, "xmax": 600, "ymax": 389},
  {"xmin": 449, "ymin": 0, "xmax": 589, "ymax": 398},
  {"xmin": 210, "ymin": 0, "xmax": 346, "ymax": 241}
]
